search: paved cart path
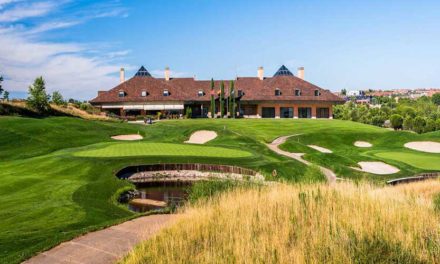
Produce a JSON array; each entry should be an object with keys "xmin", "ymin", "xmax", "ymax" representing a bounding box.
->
[
  {"xmin": 23, "ymin": 214, "xmax": 175, "ymax": 264},
  {"xmin": 266, "ymin": 135, "xmax": 337, "ymax": 183}
]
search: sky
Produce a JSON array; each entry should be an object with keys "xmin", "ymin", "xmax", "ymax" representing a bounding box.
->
[{"xmin": 0, "ymin": 0, "xmax": 440, "ymax": 100}]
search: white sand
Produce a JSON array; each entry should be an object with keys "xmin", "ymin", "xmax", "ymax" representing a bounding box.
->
[
  {"xmin": 308, "ymin": 145, "xmax": 332, "ymax": 153},
  {"xmin": 352, "ymin": 161, "xmax": 400, "ymax": 175},
  {"xmin": 185, "ymin": 130, "xmax": 217, "ymax": 144},
  {"xmin": 404, "ymin": 141, "xmax": 440, "ymax": 153},
  {"xmin": 111, "ymin": 134, "xmax": 143, "ymax": 141},
  {"xmin": 354, "ymin": 141, "xmax": 373, "ymax": 148}
]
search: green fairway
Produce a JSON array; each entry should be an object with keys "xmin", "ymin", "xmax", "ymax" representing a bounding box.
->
[
  {"xmin": 375, "ymin": 152, "xmax": 440, "ymax": 170},
  {"xmin": 1, "ymin": 116, "xmax": 439, "ymax": 263},
  {"xmin": 74, "ymin": 142, "xmax": 253, "ymax": 158}
]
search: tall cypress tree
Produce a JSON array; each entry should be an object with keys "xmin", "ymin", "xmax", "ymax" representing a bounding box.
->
[
  {"xmin": 228, "ymin": 81, "xmax": 234, "ymax": 117},
  {"xmin": 230, "ymin": 80, "xmax": 236, "ymax": 118},
  {"xmin": 210, "ymin": 78, "xmax": 215, "ymax": 118},
  {"xmin": 220, "ymin": 81, "xmax": 225, "ymax": 117}
]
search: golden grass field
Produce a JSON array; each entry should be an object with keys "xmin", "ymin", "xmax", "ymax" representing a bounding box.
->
[{"xmin": 123, "ymin": 180, "xmax": 440, "ymax": 264}]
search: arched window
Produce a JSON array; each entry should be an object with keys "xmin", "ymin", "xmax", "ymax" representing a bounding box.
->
[{"xmin": 275, "ymin": 88, "xmax": 281, "ymax": 96}]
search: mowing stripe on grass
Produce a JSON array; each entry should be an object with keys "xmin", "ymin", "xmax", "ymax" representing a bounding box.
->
[{"xmin": 74, "ymin": 142, "xmax": 253, "ymax": 158}]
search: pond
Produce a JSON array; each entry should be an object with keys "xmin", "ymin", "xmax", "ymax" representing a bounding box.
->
[{"xmin": 127, "ymin": 182, "xmax": 191, "ymax": 213}]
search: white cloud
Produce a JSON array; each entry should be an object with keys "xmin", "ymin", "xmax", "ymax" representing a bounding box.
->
[
  {"xmin": 0, "ymin": 0, "xmax": 132, "ymax": 100},
  {"xmin": 0, "ymin": 1, "xmax": 58, "ymax": 22}
]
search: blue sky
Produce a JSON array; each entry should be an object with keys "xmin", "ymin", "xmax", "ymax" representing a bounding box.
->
[{"xmin": 0, "ymin": 0, "xmax": 439, "ymax": 100}]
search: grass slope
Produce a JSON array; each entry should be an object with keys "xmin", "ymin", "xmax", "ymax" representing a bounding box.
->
[
  {"xmin": 1, "ymin": 117, "xmax": 439, "ymax": 263},
  {"xmin": 123, "ymin": 181, "xmax": 440, "ymax": 264}
]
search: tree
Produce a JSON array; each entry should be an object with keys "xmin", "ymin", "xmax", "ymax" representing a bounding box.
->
[
  {"xmin": 220, "ymin": 81, "xmax": 225, "ymax": 117},
  {"xmin": 27, "ymin": 76, "xmax": 51, "ymax": 113},
  {"xmin": 210, "ymin": 79, "xmax": 215, "ymax": 118},
  {"xmin": 3, "ymin": 91, "xmax": 9, "ymax": 101},
  {"xmin": 185, "ymin": 106, "xmax": 192, "ymax": 119},
  {"xmin": 390, "ymin": 114, "xmax": 403, "ymax": 130},
  {"xmin": 51, "ymin": 91, "xmax": 65, "ymax": 106},
  {"xmin": 341, "ymin": 88, "xmax": 347, "ymax": 96},
  {"xmin": 413, "ymin": 116, "xmax": 426, "ymax": 134},
  {"xmin": 229, "ymin": 80, "xmax": 236, "ymax": 118},
  {"xmin": 432, "ymin": 93, "xmax": 440, "ymax": 106},
  {"xmin": 435, "ymin": 119, "xmax": 440, "ymax": 131},
  {"xmin": 0, "ymin": 75, "xmax": 3, "ymax": 97},
  {"xmin": 231, "ymin": 81, "xmax": 236, "ymax": 118}
]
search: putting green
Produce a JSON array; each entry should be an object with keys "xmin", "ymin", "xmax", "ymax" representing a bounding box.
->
[
  {"xmin": 74, "ymin": 142, "xmax": 253, "ymax": 158},
  {"xmin": 375, "ymin": 152, "xmax": 440, "ymax": 170}
]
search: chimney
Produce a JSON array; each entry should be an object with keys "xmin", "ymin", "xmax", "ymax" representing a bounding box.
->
[
  {"xmin": 119, "ymin": 68, "xmax": 125, "ymax": 83},
  {"xmin": 165, "ymin": 66, "xmax": 170, "ymax": 81},
  {"xmin": 257, "ymin": 66, "xmax": 264, "ymax": 80},
  {"xmin": 297, "ymin": 67, "xmax": 304, "ymax": 80}
]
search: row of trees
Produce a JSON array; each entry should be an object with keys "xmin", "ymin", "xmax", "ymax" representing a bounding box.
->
[
  {"xmin": 209, "ymin": 79, "xmax": 236, "ymax": 118},
  {"xmin": 334, "ymin": 96, "xmax": 440, "ymax": 133}
]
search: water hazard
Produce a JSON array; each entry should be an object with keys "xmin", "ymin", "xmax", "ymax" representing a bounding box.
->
[{"xmin": 127, "ymin": 182, "xmax": 190, "ymax": 213}]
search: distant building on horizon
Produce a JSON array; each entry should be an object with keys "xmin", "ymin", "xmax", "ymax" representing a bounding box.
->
[{"xmin": 90, "ymin": 65, "xmax": 344, "ymax": 119}]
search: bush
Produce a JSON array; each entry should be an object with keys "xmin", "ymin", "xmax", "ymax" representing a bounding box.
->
[
  {"xmin": 432, "ymin": 93, "xmax": 440, "ymax": 105},
  {"xmin": 390, "ymin": 114, "xmax": 403, "ymax": 130},
  {"xmin": 413, "ymin": 116, "xmax": 426, "ymax": 134},
  {"xmin": 51, "ymin": 91, "xmax": 66, "ymax": 106},
  {"xmin": 403, "ymin": 117, "xmax": 413, "ymax": 130},
  {"xmin": 424, "ymin": 118, "xmax": 436, "ymax": 133}
]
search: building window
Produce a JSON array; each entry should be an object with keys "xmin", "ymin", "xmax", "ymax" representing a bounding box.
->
[
  {"xmin": 141, "ymin": 91, "xmax": 147, "ymax": 97},
  {"xmin": 314, "ymin": 90, "xmax": 320, "ymax": 96},
  {"xmin": 163, "ymin": 89, "xmax": 170, "ymax": 96},
  {"xmin": 237, "ymin": 90, "xmax": 244, "ymax": 97},
  {"xmin": 198, "ymin": 90, "xmax": 204, "ymax": 96},
  {"xmin": 118, "ymin": 91, "xmax": 125, "ymax": 97},
  {"xmin": 275, "ymin": 88, "xmax": 281, "ymax": 96},
  {"xmin": 295, "ymin": 89, "xmax": 301, "ymax": 96}
]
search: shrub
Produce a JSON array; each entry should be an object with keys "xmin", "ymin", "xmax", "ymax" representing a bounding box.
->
[
  {"xmin": 403, "ymin": 117, "xmax": 414, "ymax": 130},
  {"xmin": 51, "ymin": 91, "xmax": 65, "ymax": 106},
  {"xmin": 436, "ymin": 119, "xmax": 440, "ymax": 131},
  {"xmin": 413, "ymin": 116, "xmax": 426, "ymax": 134},
  {"xmin": 432, "ymin": 93, "xmax": 440, "ymax": 105},
  {"xmin": 424, "ymin": 118, "xmax": 436, "ymax": 133},
  {"xmin": 390, "ymin": 114, "xmax": 404, "ymax": 130}
]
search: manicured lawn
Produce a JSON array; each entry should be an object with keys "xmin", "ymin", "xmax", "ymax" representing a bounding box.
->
[
  {"xmin": 279, "ymin": 128, "xmax": 440, "ymax": 181},
  {"xmin": 74, "ymin": 142, "xmax": 253, "ymax": 158},
  {"xmin": 1, "ymin": 116, "xmax": 439, "ymax": 263},
  {"xmin": 375, "ymin": 152, "xmax": 440, "ymax": 170}
]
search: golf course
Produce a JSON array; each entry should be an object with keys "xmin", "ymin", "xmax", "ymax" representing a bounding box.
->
[{"xmin": 1, "ymin": 116, "xmax": 440, "ymax": 263}]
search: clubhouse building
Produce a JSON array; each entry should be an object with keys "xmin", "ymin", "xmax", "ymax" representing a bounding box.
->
[{"xmin": 90, "ymin": 65, "xmax": 344, "ymax": 119}]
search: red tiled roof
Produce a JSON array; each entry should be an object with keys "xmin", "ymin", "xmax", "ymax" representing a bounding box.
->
[{"xmin": 90, "ymin": 74, "xmax": 344, "ymax": 104}]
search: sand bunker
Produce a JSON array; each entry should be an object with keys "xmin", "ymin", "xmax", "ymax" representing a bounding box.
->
[
  {"xmin": 404, "ymin": 141, "xmax": 440, "ymax": 153},
  {"xmin": 111, "ymin": 134, "xmax": 143, "ymax": 141},
  {"xmin": 185, "ymin": 130, "xmax": 217, "ymax": 144},
  {"xmin": 352, "ymin": 161, "xmax": 400, "ymax": 175},
  {"xmin": 354, "ymin": 141, "xmax": 372, "ymax": 148},
  {"xmin": 308, "ymin": 145, "xmax": 332, "ymax": 153}
]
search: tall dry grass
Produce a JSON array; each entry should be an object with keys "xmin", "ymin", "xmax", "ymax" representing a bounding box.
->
[{"xmin": 123, "ymin": 181, "xmax": 440, "ymax": 264}]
